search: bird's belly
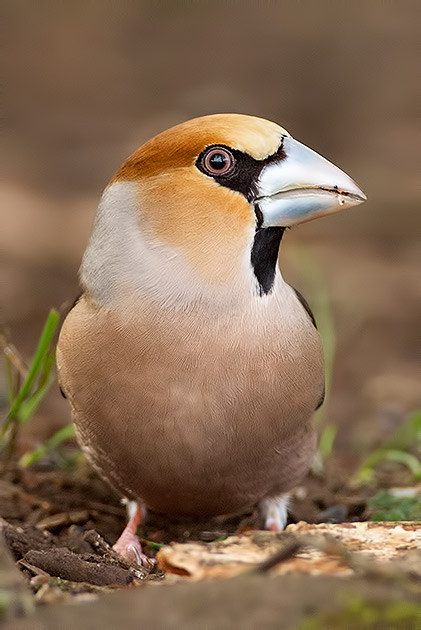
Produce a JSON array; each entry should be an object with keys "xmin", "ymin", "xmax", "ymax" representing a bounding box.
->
[
  {"xmin": 74, "ymin": 382, "xmax": 317, "ymax": 515},
  {"xmin": 58, "ymin": 302, "xmax": 323, "ymax": 516}
]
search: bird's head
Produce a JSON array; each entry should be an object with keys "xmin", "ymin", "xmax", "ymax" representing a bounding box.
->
[{"xmin": 81, "ymin": 114, "xmax": 366, "ymax": 306}]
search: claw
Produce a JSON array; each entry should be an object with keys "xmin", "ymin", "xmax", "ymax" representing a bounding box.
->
[{"xmin": 113, "ymin": 533, "xmax": 155, "ymax": 568}]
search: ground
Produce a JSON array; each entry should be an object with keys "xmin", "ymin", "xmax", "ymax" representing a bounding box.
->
[{"xmin": 0, "ymin": 456, "xmax": 420, "ymax": 627}]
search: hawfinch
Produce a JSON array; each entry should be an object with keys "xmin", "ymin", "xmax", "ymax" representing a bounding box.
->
[{"xmin": 57, "ymin": 114, "xmax": 366, "ymax": 565}]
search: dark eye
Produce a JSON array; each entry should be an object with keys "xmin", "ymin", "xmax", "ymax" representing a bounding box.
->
[{"xmin": 202, "ymin": 147, "xmax": 235, "ymax": 176}]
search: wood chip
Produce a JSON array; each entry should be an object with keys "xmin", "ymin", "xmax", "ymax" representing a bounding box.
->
[{"xmin": 156, "ymin": 521, "xmax": 421, "ymax": 581}]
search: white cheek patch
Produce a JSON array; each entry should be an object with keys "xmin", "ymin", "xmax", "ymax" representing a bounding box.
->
[
  {"xmin": 81, "ymin": 182, "xmax": 199, "ymax": 305},
  {"xmin": 80, "ymin": 182, "xmax": 257, "ymax": 309}
]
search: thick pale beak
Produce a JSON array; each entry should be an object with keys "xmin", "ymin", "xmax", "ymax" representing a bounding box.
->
[{"xmin": 255, "ymin": 136, "xmax": 367, "ymax": 227}]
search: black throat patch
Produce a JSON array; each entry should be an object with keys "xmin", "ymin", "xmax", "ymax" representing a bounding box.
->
[
  {"xmin": 196, "ymin": 138, "xmax": 287, "ymax": 296},
  {"xmin": 250, "ymin": 226, "xmax": 285, "ymax": 295}
]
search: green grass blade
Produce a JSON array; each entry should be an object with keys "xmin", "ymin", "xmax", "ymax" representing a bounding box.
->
[
  {"xmin": 3, "ymin": 309, "xmax": 59, "ymax": 433},
  {"xmin": 142, "ymin": 539, "xmax": 165, "ymax": 551},
  {"xmin": 18, "ymin": 377, "xmax": 55, "ymax": 423},
  {"xmin": 19, "ymin": 424, "xmax": 75, "ymax": 468},
  {"xmin": 17, "ymin": 348, "xmax": 57, "ymax": 423},
  {"xmin": 384, "ymin": 450, "xmax": 421, "ymax": 480},
  {"xmin": 354, "ymin": 409, "xmax": 421, "ymax": 484},
  {"xmin": 389, "ymin": 410, "xmax": 421, "ymax": 450},
  {"xmin": 34, "ymin": 348, "xmax": 56, "ymax": 393}
]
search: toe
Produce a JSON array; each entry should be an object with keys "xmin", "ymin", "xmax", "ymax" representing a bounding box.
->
[{"xmin": 113, "ymin": 534, "xmax": 155, "ymax": 568}]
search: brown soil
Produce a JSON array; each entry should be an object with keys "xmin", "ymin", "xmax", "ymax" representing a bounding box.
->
[
  {"xmin": 1, "ymin": 458, "xmax": 420, "ymax": 629},
  {"xmin": 0, "ymin": 458, "xmax": 373, "ymax": 590}
]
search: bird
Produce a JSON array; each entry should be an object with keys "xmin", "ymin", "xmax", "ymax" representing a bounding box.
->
[{"xmin": 57, "ymin": 114, "xmax": 366, "ymax": 566}]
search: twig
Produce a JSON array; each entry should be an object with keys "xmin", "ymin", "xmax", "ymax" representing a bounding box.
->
[
  {"xmin": 254, "ymin": 536, "xmax": 302, "ymax": 573},
  {"xmin": 36, "ymin": 510, "xmax": 91, "ymax": 531},
  {"xmin": 1, "ymin": 337, "xmax": 29, "ymax": 379},
  {"xmin": 255, "ymin": 533, "xmax": 352, "ymax": 574}
]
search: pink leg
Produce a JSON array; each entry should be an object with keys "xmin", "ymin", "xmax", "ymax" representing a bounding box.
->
[{"xmin": 113, "ymin": 502, "xmax": 155, "ymax": 568}]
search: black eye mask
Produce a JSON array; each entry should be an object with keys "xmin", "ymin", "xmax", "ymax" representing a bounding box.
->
[{"xmin": 196, "ymin": 139, "xmax": 286, "ymax": 205}]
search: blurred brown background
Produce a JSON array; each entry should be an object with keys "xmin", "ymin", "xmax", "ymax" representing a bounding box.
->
[{"xmin": 2, "ymin": 2, "xmax": 420, "ymax": 466}]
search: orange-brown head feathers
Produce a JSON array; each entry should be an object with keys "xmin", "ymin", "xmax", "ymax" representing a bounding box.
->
[
  {"xmin": 81, "ymin": 114, "xmax": 365, "ymax": 307},
  {"xmin": 82, "ymin": 114, "xmax": 285, "ymax": 297},
  {"xmin": 110, "ymin": 114, "xmax": 288, "ymax": 286},
  {"xmin": 112, "ymin": 114, "xmax": 287, "ymax": 182}
]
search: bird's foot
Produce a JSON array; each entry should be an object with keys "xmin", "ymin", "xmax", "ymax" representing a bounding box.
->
[
  {"xmin": 259, "ymin": 493, "xmax": 290, "ymax": 531},
  {"xmin": 113, "ymin": 531, "xmax": 155, "ymax": 568},
  {"xmin": 112, "ymin": 502, "xmax": 156, "ymax": 568}
]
